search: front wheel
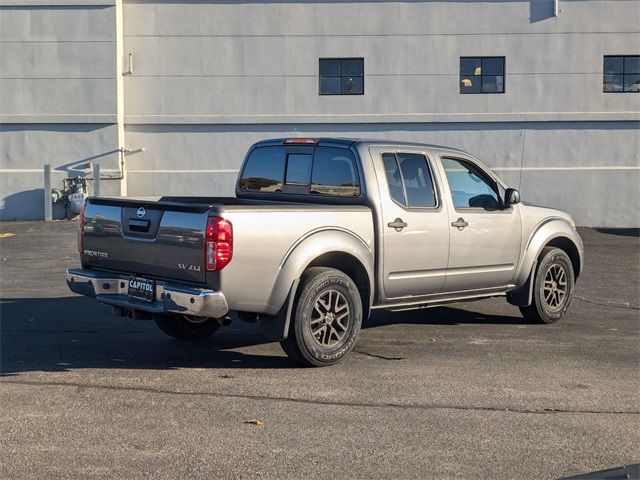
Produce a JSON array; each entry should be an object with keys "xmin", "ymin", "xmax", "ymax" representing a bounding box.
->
[
  {"xmin": 519, "ymin": 247, "xmax": 575, "ymax": 324},
  {"xmin": 280, "ymin": 267, "xmax": 362, "ymax": 367},
  {"xmin": 153, "ymin": 314, "xmax": 220, "ymax": 340}
]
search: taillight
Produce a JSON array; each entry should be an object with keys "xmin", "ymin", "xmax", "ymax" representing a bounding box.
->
[
  {"xmin": 77, "ymin": 204, "xmax": 85, "ymax": 255},
  {"xmin": 205, "ymin": 216, "xmax": 233, "ymax": 271}
]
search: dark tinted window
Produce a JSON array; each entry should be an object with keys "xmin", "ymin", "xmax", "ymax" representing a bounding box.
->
[
  {"xmin": 603, "ymin": 55, "xmax": 640, "ymax": 93},
  {"xmin": 381, "ymin": 153, "xmax": 437, "ymax": 207},
  {"xmin": 239, "ymin": 146, "xmax": 285, "ymax": 192},
  {"xmin": 285, "ymin": 154, "xmax": 312, "ymax": 185},
  {"xmin": 319, "ymin": 76, "xmax": 341, "ymax": 95},
  {"xmin": 319, "ymin": 58, "xmax": 364, "ymax": 95},
  {"xmin": 342, "ymin": 58, "xmax": 364, "ymax": 76},
  {"xmin": 604, "ymin": 56, "xmax": 624, "ymax": 74},
  {"xmin": 342, "ymin": 76, "xmax": 364, "ymax": 94},
  {"xmin": 441, "ymin": 157, "xmax": 500, "ymax": 210},
  {"xmin": 311, "ymin": 147, "xmax": 360, "ymax": 197},
  {"xmin": 240, "ymin": 145, "xmax": 361, "ymax": 198},
  {"xmin": 382, "ymin": 153, "xmax": 405, "ymax": 205},
  {"xmin": 460, "ymin": 57, "xmax": 505, "ymax": 94},
  {"xmin": 397, "ymin": 153, "xmax": 437, "ymax": 207},
  {"xmin": 319, "ymin": 59, "xmax": 341, "ymax": 77}
]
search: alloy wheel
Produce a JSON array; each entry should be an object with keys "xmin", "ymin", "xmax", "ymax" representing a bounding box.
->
[
  {"xmin": 543, "ymin": 264, "xmax": 568, "ymax": 311},
  {"xmin": 310, "ymin": 289, "xmax": 350, "ymax": 347}
]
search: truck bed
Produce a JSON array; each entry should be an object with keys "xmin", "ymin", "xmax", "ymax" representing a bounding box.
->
[{"xmin": 81, "ymin": 196, "xmax": 374, "ymax": 314}]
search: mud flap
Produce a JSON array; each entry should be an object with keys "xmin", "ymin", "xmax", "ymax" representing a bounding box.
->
[
  {"xmin": 259, "ymin": 278, "xmax": 300, "ymax": 341},
  {"xmin": 507, "ymin": 260, "xmax": 537, "ymax": 307}
]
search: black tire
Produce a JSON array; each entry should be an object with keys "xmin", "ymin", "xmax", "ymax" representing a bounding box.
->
[
  {"xmin": 280, "ymin": 267, "xmax": 362, "ymax": 367},
  {"xmin": 153, "ymin": 314, "xmax": 220, "ymax": 340},
  {"xmin": 519, "ymin": 247, "xmax": 575, "ymax": 324}
]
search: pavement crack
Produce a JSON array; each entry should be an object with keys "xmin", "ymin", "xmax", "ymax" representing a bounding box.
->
[
  {"xmin": 2, "ymin": 379, "xmax": 638, "ymax": 416},
  {"xmin": 354, "ymin": 349, "xmax": 405, "ymax": 361},
  {"xmin": 574, "ymin": 296, "xmax": 639, "ymax": 311}
]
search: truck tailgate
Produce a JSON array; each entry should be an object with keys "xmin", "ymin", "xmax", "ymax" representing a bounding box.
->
[{"xmin": 81, "ymin": 198, "xmax": 213, "ymax": 284}]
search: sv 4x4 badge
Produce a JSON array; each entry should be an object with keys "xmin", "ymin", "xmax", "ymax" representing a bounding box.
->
[{"xmin": 177, "ymin": 263, "xmax": 202, "ymax": 272}]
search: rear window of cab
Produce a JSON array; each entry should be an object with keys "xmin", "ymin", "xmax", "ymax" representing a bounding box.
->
[{"xmin": 239, "ymin": 146, "xmax": 361, "ymax": 198}]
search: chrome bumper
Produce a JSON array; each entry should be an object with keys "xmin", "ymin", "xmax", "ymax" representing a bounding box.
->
[{"xmin": 66, "ymin": 268, "xmax": 229, "ymax": 318}]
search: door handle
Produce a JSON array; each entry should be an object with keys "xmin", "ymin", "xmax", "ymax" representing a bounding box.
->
[
  {"xmin": 451, "ymin": 217, "xmax": 469, "ymax": 230},
  {"xmin": 388, "ymin": 218, "xmax": 408, "ymax": 232}
]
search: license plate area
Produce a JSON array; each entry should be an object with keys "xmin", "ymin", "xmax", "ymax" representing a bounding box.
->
[{"xmin": 128, "ymin": 276, "xmax": 155, "ymax": 302}]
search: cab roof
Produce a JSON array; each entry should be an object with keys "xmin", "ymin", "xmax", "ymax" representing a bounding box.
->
[{"xmin": 251, "ymin": 137, "xmax": 469, "ymax": 155}]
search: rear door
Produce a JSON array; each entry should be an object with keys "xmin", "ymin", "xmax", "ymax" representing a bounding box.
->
[
  {"xmin": 82, "ymin": 199, "xmax": 211, "ymax": 283},
  {"xmin": 436, "ymin": 155, "xmax": 522, "ymax": 292},
  {"xmin": 370, "ymin": 147, "xmax": 450, "ymax": 300}
]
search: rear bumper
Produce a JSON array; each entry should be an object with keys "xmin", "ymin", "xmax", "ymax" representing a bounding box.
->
[{"xmin": 66, "ymin": 268, "xmax": 229, "ymax": 318}]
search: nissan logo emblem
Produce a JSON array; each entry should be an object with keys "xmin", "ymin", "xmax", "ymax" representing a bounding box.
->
[{"xmin": 136, "ymin": 207, "xmax": 146, "ymax": 218}]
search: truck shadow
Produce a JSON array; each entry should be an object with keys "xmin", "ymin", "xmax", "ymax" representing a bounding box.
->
[
  {"xmin": 1, "ymin": 296, "xmax": 522, "ymax": 375},
  {"xmin": 0, "ymin": 296, "xmax": 293, "ymax": 375},
  {"xmin": 365, "ymin": 306, "xmax": 523, "ymax": 329}
]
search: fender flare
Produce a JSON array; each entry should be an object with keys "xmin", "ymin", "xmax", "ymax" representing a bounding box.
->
[
  {"xmin": 510, "ymin": 218, "xmax": 584, "ymax": 305},
  {"xmin": 265, "ymin": 227, "xmax": 375, "ymax": 317}
]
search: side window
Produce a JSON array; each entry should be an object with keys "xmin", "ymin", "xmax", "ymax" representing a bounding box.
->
[
  {"xmin": 381, "ymin": 153, "xmax": 437, "ymax": 208},
  {"xmin": 382, "ymin": 153, "xmax": 405, "ymax": 205},
  {"xmin": 311, "ymin": 147, "xmax": 360, "ymax": 197},
  {"xmin": 441, "ymin": 157, "xmax": 500, "ymax": 210},
  {"xmin": 239, "ymin": 146, "xmax": 286, "ymax": 192}
]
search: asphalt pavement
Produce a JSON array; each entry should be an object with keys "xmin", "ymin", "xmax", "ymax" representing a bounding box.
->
[{"xmin": 0, "ymin": 221, "xmax": 638, "ymax": 479}]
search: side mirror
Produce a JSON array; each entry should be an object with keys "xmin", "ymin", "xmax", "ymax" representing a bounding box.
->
[{"xmin": 504, "ymin": 188, "xmax": 521, "ymax": 207}]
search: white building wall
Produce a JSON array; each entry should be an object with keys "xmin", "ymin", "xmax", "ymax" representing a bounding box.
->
[
  {"xmin": 1, "ymin": 0, "xmax": 639, "ymax": 225},
  {"xmin": 0, "ymin": 124, "xmax": 120, "ymax": 219},
  {"xmin": 124, "ymin": 122, "xmax": 639, "ymax": 227},
  {"xmin": 122, "ymin": 0, "xmax": 638, "ymax": 120},
  {"xmin": 0, "ymin": 1, "xmax": 120, "ymax": 220}
]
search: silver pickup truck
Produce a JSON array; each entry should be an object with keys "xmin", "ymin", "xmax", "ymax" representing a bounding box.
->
[{"xmin": 67, "ymin": 138, "xmax": 584, "ymax": 366}]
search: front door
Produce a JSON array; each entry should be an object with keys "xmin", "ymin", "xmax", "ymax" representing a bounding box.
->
[
  {"xmin": 437, "ymin": 155, "xmax": 522, "ymax": 292},
  {"xmin": 371, "ymin": 147, "xmax": 450, "ymax": 300}
]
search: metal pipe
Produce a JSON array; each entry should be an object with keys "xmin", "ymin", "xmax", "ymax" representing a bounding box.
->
[
  {"xmin": 93, "ymin": 163, "xmax": 101, "ymax": 196},
  {"xmin": 43, "ymin": 164, "xmax": 52, "ymax": 221}
]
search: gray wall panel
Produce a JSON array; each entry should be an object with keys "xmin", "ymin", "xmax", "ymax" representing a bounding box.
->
[
  {"xmin": 0, "ymin": 79, "xmax": 115, "ymax": 115},
  {"xmin": 0, "ymin": 3, "xmax": 119, "ymax": 219},
  {"xmin": 123, "ymin": 74, "xmax": 639, "ymax": 117},
  {"xmin": 126, "ymin": 171, "xmax": 238, "ymax": 198},
  {"xmin": 124, "ymin": 33, "xmax": 638, "ymax": 78},
  {"xmin": 0, "ymin": 5, "xmax": 114, "ymax": 41},
  {"xmin": 122, "ymin": 1, "xmax": 639, "ymax": 121},
  {"xmin": 0, "ymin": 42, "xmax": 115, "ymax": 79},
  {"xmin": 124, "ymin": 121, "xmax": 639, "ymax": 227},
  {"xmin": 0, "ymin": 124, "xmax": 120, "ymax": 170},
  {"xmin": 1, "ymin": 0, "xmax": 638, "ymax": 226},
  {"xmin": 0, "ymin": 4, "xmax": 117, "ymax": 118},
  {"xmin": 519, "ymin": 169, "xmax": 640, "ymax": 228},
  {"xmin": 123, "ymin": 0, "xmax": 634, "ymax": 37},
  {"xmin": 0, "ymin": 124, "xmax": 120, "ymax": 220}
]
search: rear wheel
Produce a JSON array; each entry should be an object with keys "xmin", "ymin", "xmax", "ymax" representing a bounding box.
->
[
  {"xmin": 153, "ymin": 314, "xmax": 220, "ymax": 340},
  {"xmin": 280, "ymin": 267, "xmax": 362, "ymax": 367},
  {"xmin": 519, "ymin": 247, "xmax": 575, "ymax": 324}
]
